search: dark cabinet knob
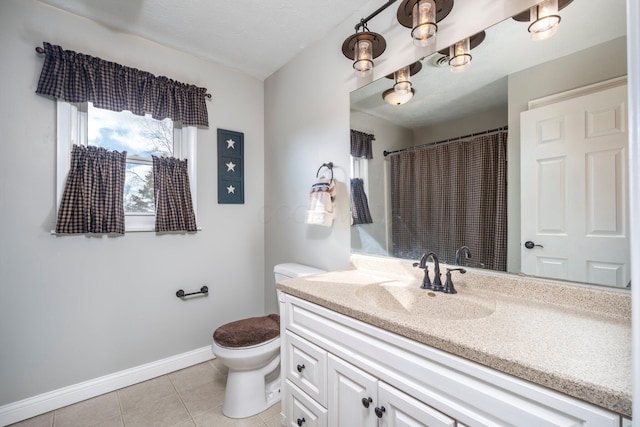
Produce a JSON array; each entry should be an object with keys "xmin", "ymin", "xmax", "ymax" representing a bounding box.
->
[
  {"xmin": 375, "ymin": 406, "xmax": 386, "ymax": 418},
  {"xmin": 362, "ymin": 397, "xmax": 373, "ymax": 408},
  {"xmin": 296, "ymin": 364, "xmax": 305, "ymax": 373},
  {"xmin": 524, "ymin": 240, "xmax": 544, "ymax": 249},
  {"xmin": 297, "ymin": 417, "xmax": 305, "ymax": 426}
]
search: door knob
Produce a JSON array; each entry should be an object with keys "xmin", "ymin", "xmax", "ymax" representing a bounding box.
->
[
  {"xmin": 375, "ymin": 406, "xmax": 386, "ymax": 418},
  {"xmin": 362, "ymin": 397, "xmax": 373, "ymax": 408},
  {"xmin": 296, "ymin": 364, "xmax": 305, "ymax": 373},
  {"xmin": 524, "ymin": 241, "xmax": 544, "ymax": 249},
  {"xmin": 297, "ymin": 417, "xmax": 305, "ymax": 426}
]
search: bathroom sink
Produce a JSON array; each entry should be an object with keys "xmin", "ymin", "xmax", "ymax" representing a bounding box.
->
[{"xmin": 355, "ymin": 283, "xmax": 496, "ymax": 320}]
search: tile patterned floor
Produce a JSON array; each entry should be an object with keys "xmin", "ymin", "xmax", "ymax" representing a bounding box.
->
[{"xmin": 9, "ymin": 359, "xmax": 282, "ymax": 427}]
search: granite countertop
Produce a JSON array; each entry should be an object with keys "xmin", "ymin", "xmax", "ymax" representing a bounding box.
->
[{"xmin": 276, "ymin": 254, "xmax": 632, "ymax": 417}]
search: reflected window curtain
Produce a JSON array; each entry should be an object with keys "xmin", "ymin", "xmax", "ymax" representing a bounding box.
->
[
  {"xmin": 55, "ymin": 145, "xmax": 126, "ymax": 234},
  {"xmin": 350, "ymin": 130, "xmax": 375, "ymax": 224},
  {"xmin": 153, "ymin": 156, "xmax": 197, "ymax": 232},
  {"xmin": 390, "ymin": 131, "xmax": 507, "ymax": 270},
  {"xmin": 36, "ymin": 42, "xmax": 209, "ymax": 126},
  {"xmin": 350, "ymin": 178, "xmax": 373, "ymax": 224},
  {"xmin": 350, "ymin": 130, "xmax": 374, "ymax": 159}
]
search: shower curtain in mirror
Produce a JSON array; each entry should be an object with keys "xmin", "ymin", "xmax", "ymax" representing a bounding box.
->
[{"xmin": 390, "ymin": 131, "xmax": 507, "ymax": 271}]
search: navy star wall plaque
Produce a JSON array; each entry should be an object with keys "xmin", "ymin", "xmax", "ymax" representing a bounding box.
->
[{"xmin": 217, "ymin": 129, "xmax": 244, "ymax": 204}]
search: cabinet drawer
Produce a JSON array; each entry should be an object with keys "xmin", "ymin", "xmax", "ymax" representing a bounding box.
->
[
  {"xmin": 378, "ymin": 381, "xmax": 455, "ymax": 427},
  {"xmin": 285, "ymin": 330, "xmax": 328, "ymax": 406},
  {"xmin": 285, "ymin": 380, "xmax": 327, "ymax": 427}
]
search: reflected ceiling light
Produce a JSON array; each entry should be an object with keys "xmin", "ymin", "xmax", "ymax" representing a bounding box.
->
[
  {"xmin": 512, "ymin": 0, "xmax": 573, "ymax": 41},
  {"xmin": 397, "ymin": 0, "xmax": 455, "ymax": 47},
  {"xmin": 342, "ymin": 25, "xmax": 387, "ymax": 77},
  {"xmin": 383, "ymin": 61, "xmax": 422, "ymax": 105},
  {"xmin": 438, "ymin": 31, "xmax": 485, "ymax": 72}
]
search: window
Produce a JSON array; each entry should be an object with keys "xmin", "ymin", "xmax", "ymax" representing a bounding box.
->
[
  {"xmin": 57, "ymin": 101, "xmax": 197, "ymax": 231},
  {"xmin": 350, "ymin": 155, "xmax": 369, "ymax": 195}
]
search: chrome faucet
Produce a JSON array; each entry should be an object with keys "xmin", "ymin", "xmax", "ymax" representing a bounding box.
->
[
  {"xmin": 455, "ymin": 246, "xmax": 472, "ymax": 266},
  {"xmin": 414, "ymin": 252, "xmax": 443, "ymax": 291}
]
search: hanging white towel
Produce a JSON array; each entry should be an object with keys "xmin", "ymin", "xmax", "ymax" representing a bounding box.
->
[{"xmin": 305, "ymin": 177, "xmax": 336, "ymax": 227}]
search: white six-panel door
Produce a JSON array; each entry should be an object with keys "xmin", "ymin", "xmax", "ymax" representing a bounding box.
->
[{"xmin": 521, "ymin": 81, "xmax": 629, "ymax": 287}]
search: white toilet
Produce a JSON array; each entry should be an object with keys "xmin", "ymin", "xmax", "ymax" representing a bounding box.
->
[{"xmin": 211, "ymin": 263, "xmax": 325, "ymax": 419}]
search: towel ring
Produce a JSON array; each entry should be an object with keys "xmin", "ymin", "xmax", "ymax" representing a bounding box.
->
[{"xmin": 316, "ymin": 162, "xmax": 334, "ymax": 182}]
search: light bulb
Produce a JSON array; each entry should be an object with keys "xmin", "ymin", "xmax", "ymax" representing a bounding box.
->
[
  {"xmin": 411, "ymin": 0, "xmax": 437, "ymax": 47},
  {"xmin": 449, "ymin": 38, "xmax": 471, "ymax": 72},
  {"xmin": 353, "ymin": 39, "xmax": 373, "ymax": 76},
  {"xmin": 529, "ymin": 0, "xmax": 560, "ymax": 41}
]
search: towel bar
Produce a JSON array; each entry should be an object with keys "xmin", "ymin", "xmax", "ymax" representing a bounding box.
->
[{"xmin": 176, "ymin": 286, "xmax": 208, "ymax": 298}]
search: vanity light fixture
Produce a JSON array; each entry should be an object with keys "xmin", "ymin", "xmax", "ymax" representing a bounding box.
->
[
  {"xmin": 438, "ymin": 31, "xmax": 485, "ymax": 73},
  {"xmin": 342, "ymin": 24, "xmax": 387, "ymax": 77},
  {"xmin": 343, "ymin": 0, "xmax": 455, "ymax": 76},
  {"xmin": 383, "ymin": 61, "xmax": 422, "ymax": 105},
  {"xmin": 397, "ymin": 0, "xmax": 455, "ymax": 47},
  {"xmin": 512, "ymin": 0, "xmax": 573, "ymax": 41}
]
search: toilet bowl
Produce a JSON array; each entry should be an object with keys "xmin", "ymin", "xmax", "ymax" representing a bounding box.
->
[{"xmin": 211, "ymin": 263, "xmax": 325, "ymax": 419}]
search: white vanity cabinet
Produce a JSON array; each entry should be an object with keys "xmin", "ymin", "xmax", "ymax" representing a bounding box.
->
[{"xmin": 279, "ymin": 292, "xmax": 624, "ymax": 427}]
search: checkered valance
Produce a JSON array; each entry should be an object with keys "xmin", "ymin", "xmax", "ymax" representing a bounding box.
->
[
  {"xmin": 351, "ymin": 130, "xmax": 374, "ymax": 159},
  {"xmin": 36, "ymin": 42, "xmax": 209, "ymax": 127}
]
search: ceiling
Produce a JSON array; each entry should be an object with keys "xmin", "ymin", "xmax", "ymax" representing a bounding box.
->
[
  {"xmin": 36, "ymin": 0, "xmax": 371, "ymax": 80},
  {"xmin": 350, "ymin": 0, "xmax": 627, "ymax": 130}
]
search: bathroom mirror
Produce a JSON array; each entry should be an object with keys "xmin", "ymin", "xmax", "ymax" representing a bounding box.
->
[{"xmin": 350, "ymin": 0, "xmax": 629, "ymax": 289}]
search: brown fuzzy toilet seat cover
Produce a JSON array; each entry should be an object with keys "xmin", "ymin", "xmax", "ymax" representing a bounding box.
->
[{"xmin": 213, "ymin": 314, "xmax": 280, "ymax": 348}]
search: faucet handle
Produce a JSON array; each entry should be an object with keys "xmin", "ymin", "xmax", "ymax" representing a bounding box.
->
[{"xmin": 443, "ymin": 268, "xmax": 466, "ymax": 294}]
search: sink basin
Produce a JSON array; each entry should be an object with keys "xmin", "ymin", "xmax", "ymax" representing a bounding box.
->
[{"xmin": 355, "ymin": 283, "xmax": 496, "ymax": 320}]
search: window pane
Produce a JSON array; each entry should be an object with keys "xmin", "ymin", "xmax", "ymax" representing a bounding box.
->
[
  {"xmin": 124, "ymin": 163, "xmax": 154, "ymax": 214},
  {"xmin": 87, "ymin": 103, "xmax": 174, "ymax": 158}
]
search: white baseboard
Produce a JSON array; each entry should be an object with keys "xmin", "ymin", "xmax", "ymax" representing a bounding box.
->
[{"xmin": 0, "ymin": 346, "xmax": 214, "ymax": 426}]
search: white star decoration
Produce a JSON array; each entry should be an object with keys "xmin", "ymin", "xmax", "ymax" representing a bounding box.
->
[
  {"xmin": 226, "ymin": 185, "xmax": 235, "ymax": 194},
  {"xmin": 226, "ymin": 161, "xmax": 236, "ymax": 172},
  {"xmin": 226, "ymin": 139, "xmax": 236, "ymax": 149}
]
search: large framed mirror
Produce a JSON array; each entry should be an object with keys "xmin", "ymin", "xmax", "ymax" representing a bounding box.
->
[{"xmin": 350, "ymin": 0, "xmax": 629, "ymax": 289}]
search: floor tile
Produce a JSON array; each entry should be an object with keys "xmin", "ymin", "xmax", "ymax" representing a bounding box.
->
[
  {"xmin": 121, "ymin": 393, "xmax": 191, "ymax": 427},
  {"xmin": 118, "ymin": 375, "xmax": 177, "ymax": 413},
  {"xmin": 209, "ymin": 358, "xmax": 228, "ymax": 377},
  {"xmin": 53, "ymin": 392, "xmax": 120, "ymax": 427},
  {"xmin": 177, "ymin": 380, "xmax": 226, "ymax": 418},
  {"xmin": 258, "ymin": 403, "xmax": 282, "ymax": 427},
  {"xmin": 8, "ymin": 411, "xmax": 53, "ymax": 427},
  {"xmin": 192, "ymin": 405, "xmax": 265, "ymax": 427},
  {"xmin": 168, "ymin": 362, "xmax": 222, "ymax": 396}
]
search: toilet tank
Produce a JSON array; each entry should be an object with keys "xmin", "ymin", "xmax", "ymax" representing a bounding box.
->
[{"xmin": 274, "ymin": 263, "xmax": 325, "ymax": 282}]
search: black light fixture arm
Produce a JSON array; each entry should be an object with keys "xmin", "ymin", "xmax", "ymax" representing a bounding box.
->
[{"xmin": 354, "ymin": 0, "xmax": 399, "ymax": 32}]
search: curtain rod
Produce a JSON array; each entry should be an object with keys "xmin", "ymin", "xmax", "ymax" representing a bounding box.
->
[
  {"xmin": 35, "ymin": 46, "xmax": 212, "ymax": 99},
  {"xmin": 383, "ymin": 126, "xmax": 508, "ymax": 157}
]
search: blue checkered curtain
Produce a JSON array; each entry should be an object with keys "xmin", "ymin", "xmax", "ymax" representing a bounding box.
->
[
  {"xmin": 350, "ymin": 130, "xmax": 374, "ymax": 159},
  {"xmin": 36, "ymin": 42, "xmax": 209, "ymax": 127},
  {"xmin": 56, "ymin": 145, "xmax": 126, "ymax": 234},
  {"xmin": 152, "ymin": 157, "xmax": 197, "ymax": 232}
]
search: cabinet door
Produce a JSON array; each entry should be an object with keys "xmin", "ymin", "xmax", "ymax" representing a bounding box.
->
[
  {"xmin": 285, "ymin": 331, "xmax": 328, "ymax": 406},
  {"xmin": 285, "ymin": 380, "xmax": 327, "ymax": 427},
  {"xmin": 328, "ymin": 354, "xmax": 378, "ymax": 427},
  {"xmin": 378, "ymin": 382, "xmax": 455, "ymax": 427}
]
